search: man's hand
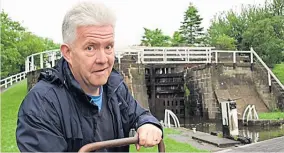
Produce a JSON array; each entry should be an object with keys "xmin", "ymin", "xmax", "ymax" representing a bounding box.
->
[{"xmin": 135, "ymin": 124, "xmax": 162, "ymax": 151}]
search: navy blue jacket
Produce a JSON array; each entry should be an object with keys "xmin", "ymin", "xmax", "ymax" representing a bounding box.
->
[{"xmin": 16, "ymin": 58, "xmax": 162, "ymax": 152}]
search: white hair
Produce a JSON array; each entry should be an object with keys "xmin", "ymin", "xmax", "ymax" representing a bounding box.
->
[{"xmin": 62, "ymin": 1, "xmax": 116, "ymax": 44}]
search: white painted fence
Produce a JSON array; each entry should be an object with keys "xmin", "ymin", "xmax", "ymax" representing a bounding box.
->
[
  {"xmin": 0, "ymin": 72, "xmax": 26, "ymax": 89},
  {"xmin": 1, "ymin": 47, "xmax": 283, "ymax": 92}
]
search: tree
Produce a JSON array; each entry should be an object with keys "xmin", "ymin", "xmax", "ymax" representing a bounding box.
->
[
  {"xmin": 1, "ymin": 11, "xmax": 25, "ymax": 76},
  {"xmin": 171, "ymin": 31, "xmax": 184, "ymax": 46},
  {"xmin": 212, "ymin": 34, "xmax": 236, "ymax": 50},
  {"xmin": 208, "ymin": 0, "xmax": 284, "ymax": 66},
  {"xmin": 1, "ymin": 10, "xmax": 60, "ymax": 78},
  {"xmin": 179, "ymin": 3, "xmax": 204, "ymax": 46},
  {"xmin": 140, "ymin": 28, "xmax": 171, "ymax": 47},
  {"xmin": 270, "ymin": 0, "xmax": 284, "ymax": 16},
  {"xmin": 242, "ymin": 16, "xmax": 284, "ymax": 66}
]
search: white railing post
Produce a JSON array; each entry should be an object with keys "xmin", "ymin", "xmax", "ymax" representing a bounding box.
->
[
  {"xmin": 5, "ymin": 79, "xmax": 7, "ymax": 88},
  {"xmin": 25, "ymin": 57, "xmax": 29, "ymax": 72},
  {"xmin": 215, "ymin": 51, "xmax": 218, "ymax": 63},
  {"xmin": 268, "ymin": 73, "xmax": 272, "ymax": 88},
  {"xmin": 51, "ymin": 52, "xmax": 55, "ymax": 67},
  {"xmin": 10, "ymin": 77, "xmax": 13, "ymax": 86},
  {"xmin": 31, "ymin": 56, "xmax": 34, "ymax": 71},
  {"xmin": 208, "ymin": 48, "xmax": 212, "ymax": 63},
  {"xmin": 250, "ymin": 51, "xmax": 253, "ymax": 64},
  {"xmin": 31, "ymin": 55, "xmax": 35, "ymax": 71},
  {"xmin": 40, "ymin": 53, "xmax": 44, "ymax": 69},
  {"xmin": 233, "ymin": 51, "xmax": 236, "ymax": 64}
]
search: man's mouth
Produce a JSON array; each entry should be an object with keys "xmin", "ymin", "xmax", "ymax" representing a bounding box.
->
[{"xmin": 93, "ymin": 68, "xmax": 107, "ymax": 73}]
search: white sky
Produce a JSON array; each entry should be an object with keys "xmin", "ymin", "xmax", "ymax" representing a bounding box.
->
[{"xmin": 2, "ymin": 0, "xmax": 266, "ymax": 48}]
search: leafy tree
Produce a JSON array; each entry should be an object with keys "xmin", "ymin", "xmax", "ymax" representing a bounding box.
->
[
  {"xmin": 179, "ymin": 3, "xmax": 204, "ymax": 45},
  {"xmin": 1, "ymin": 11, "xmax": 25, "ymax": 76},
  {"xmin": 171, "ymin": 31, "xmax": 184, "ymax": 46},
  {"xmin": 208, "ymin": 0, "xmax": 284, "ymax": 66},
  {"xmin": 212, "ymin": 34, "xmax": 236, "ymax": 50},
  {"xmin": 269, "ymin": 0, "xmax": 284, "ymax": 16},
  {"xmin": 242, "ymin": 16, "xmax": 284, "ymax": 66},
  {"xmin": 141, "ymin": 28, "xmax": 171, "ymax": 47},
  {"xmin": 1, "ymin": 10, "xmax": 60, "ymax": 78}
]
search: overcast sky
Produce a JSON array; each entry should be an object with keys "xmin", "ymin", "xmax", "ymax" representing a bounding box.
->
[{"xmin": 2, "ymin": 0, "xmax": 266, "ymax": 48}]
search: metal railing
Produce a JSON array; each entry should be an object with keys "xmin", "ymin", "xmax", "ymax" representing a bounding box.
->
[
  {"xmin": 163, "ymin": 109, "xmax": 180, "ymax": 128},
  {"xmin": 242, "ymin": 104, "xmax": 259, "ymax": 125}
]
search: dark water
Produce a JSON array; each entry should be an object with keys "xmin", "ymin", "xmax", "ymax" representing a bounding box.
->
[{"xmin": 180, "ymin": 119, "xmax": 284, "ymax": 143}]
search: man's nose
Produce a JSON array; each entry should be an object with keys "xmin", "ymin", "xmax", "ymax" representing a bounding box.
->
[{"xmin": 95, "ymin": 48, "xmax": 108, "ymax": 64}]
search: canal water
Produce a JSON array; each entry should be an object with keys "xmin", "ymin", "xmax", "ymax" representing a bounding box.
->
[{"xmin": 181, "ymin": 119, "xmax": 284, "ymax": 143}]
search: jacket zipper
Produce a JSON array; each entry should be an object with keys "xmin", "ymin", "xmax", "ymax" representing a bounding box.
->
[{"xmin": 107, "ymin": 81, "xmax": 124, "ymax": 139}]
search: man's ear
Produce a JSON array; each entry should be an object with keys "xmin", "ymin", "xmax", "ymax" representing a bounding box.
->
[{"xmin": 61, "ymin": 44, "xmax": 72, "ymax": 64}]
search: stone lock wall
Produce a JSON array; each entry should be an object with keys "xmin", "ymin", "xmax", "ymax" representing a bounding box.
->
[
  {"xmin": 184, "ymin": 64, "xmax": 217, "ymax": 119},
  {"xmin": 184, "ymin": 63, "xmax": 278, "ymax": 120}
]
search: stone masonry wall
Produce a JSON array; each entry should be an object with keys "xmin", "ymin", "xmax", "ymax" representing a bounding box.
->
[
  {"xmin": 212, "ymin": 64, "xmax": 269, "ymax": 117},
  {"xmin": 184, "ymin": 63, "xmax": 277, "ymax": 120},
  {"xmin": 252, "ymin": 62, "xmax": 280, "ymax": 110},
  {"xmin": 27, "ymin": 69, "xmax": 43, "ymax": 91},
  {"xmin": 185, "ymin": 64, "xmax": 217, "ymax": 119}
]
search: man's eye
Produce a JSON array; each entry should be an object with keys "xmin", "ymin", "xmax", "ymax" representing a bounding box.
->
[
  {"xmin": 87, "ymin": 46, "xmax": 94, "ymax": 51},
  {"xmin": 106, "ymin": 45, "xmax": 113, "ymax": 50}
]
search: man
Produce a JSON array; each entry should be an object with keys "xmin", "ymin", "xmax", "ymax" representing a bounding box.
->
[{"xmin": 16, "ymin": 1, "xmax": 163, "ymax": 152}]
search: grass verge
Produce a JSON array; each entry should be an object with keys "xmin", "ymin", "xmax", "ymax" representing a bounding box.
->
[
  {"xmin": 273, "ymin": 63, "xmax": 284, "ymax": 84},
  {"xmin": 258, "ymin": 111, "xmax": 284, "ymax": 120},
  {"xmin": 1, "ymin": 80, "xmax": 27, "ymax": 152}
]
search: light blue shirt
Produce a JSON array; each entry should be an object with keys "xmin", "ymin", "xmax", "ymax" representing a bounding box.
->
[{"xmin": 89, "ymin": 86, "xmax": 103, "ymax": 111}]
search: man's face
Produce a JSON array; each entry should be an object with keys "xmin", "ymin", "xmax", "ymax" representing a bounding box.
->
[{"xmin": 66, "ymin": 25, "xmax": 115, "ymax": 87}]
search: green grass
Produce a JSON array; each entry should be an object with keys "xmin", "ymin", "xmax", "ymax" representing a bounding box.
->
[
  {"xmin": 258, "ymin": 111, "xmax": 284, "ymax": 120},
  {"xmin": 1, "ymin": 80, "xmax": 27, "ymax": 152},
  {"xmin": 273, "ymin": 63, "xmax": 284, "ymax": 84},
  {"xmin": 0, "ymin": 81, "xmax": 207, "ymax": 152}
]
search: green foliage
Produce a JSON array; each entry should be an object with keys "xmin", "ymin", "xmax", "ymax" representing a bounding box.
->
[
  {"xmin": 179, "ymin": 3, "xmax": 204, "ymax": 45},
  {"xmin": 1, "ymin": 11, "xmax": 60, "ymax": 78},
  {"xmin": 1, "ymin": 80, "xmax": 27, "ymax": 152},
  {"xmin": 208, "ymin": 0, "xmax": 284, "ymax": 66},
  {"xmin": 140, "ymin": 28, "xmax": 171, "ymax": 47},
  {"xmin": 242, "ymin": 16, "xmax": 284, "ymax": 66},
  {"xmin": 171, "ymin": 31, "xmax": 184, "ymax": 46},
  {"xmin": 211, "ymin": 34, "xmax": 236, "ymax": 50},
  {"xmin": 273, "ymin": 63, "xmax": 284, "ymax": 84},
  {"xmin": 184, "ymin": 83, "xmax": 190, "ymax": 97}
]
